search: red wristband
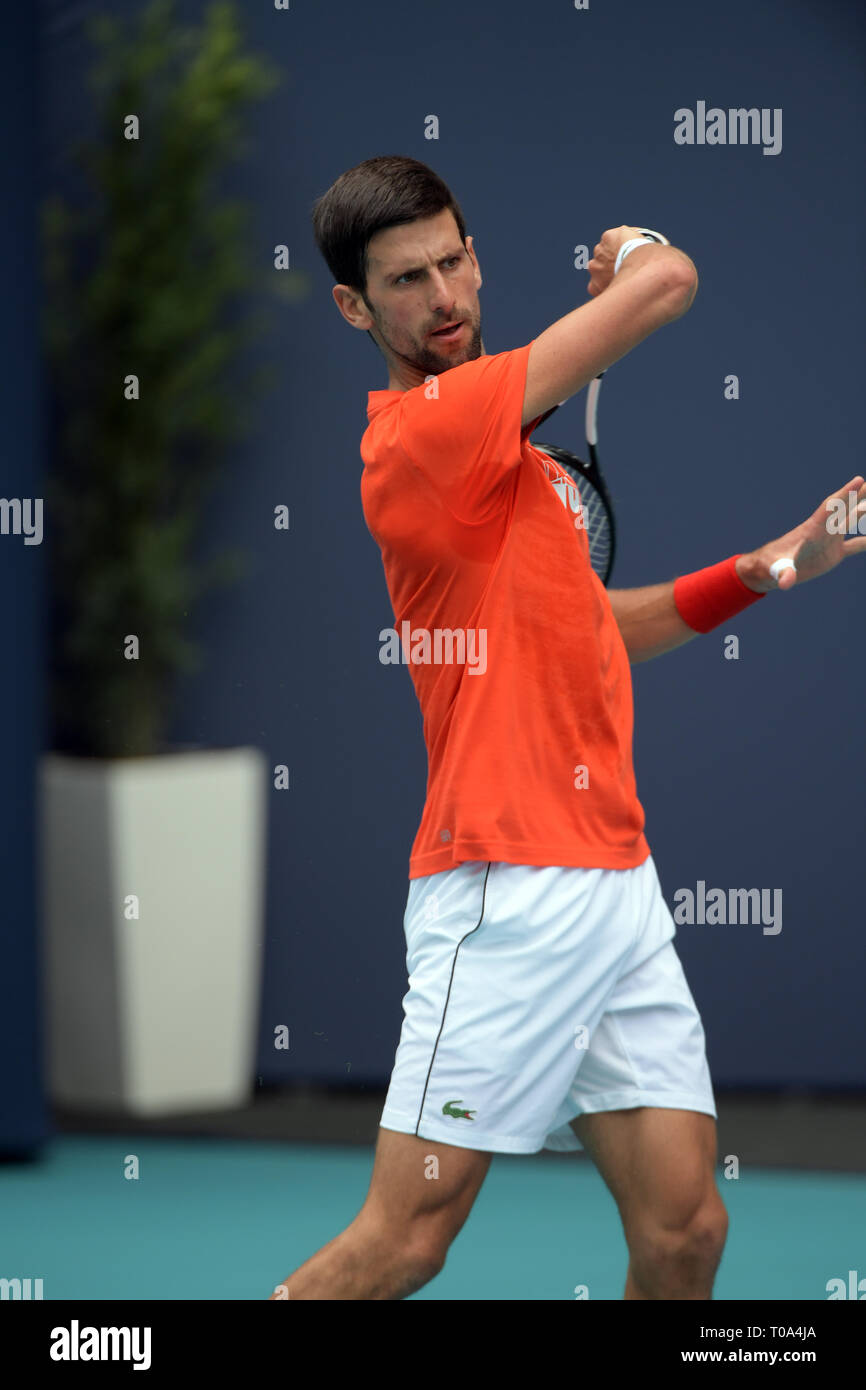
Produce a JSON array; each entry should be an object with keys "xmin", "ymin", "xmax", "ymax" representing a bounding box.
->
[{"xmin": 673, "ymin": 554, "xmax": 765, "ymax": 634}]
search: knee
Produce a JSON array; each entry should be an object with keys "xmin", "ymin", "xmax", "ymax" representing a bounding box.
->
[
  {"xmin": 358, "ymin": 1207, "xmax": 450, "ymax": 1284},
  {"xmin": 681, "ymin": 1196, "xmax": 728, "ymax": 1264},
  {"xmin": 409, "ymin": 1239, "xmax": 448, "ymax": 1285},
  {"xmin": 405, "ymin": 1218, "xmax": 454, "ymax": 1280},
  {"xmin": 632, "ymin": 1194, "xmax": 728, "ymax": 1277}
]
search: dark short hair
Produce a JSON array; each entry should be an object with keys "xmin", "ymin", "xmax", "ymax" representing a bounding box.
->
[{"xmin": 311, "ymin": 155, "xmax": 468, "ymax": 302}]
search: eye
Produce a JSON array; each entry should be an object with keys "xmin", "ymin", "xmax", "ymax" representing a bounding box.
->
[{"xmin": 396, "ymin": 255, "xmax": 461, "ymax": 285}]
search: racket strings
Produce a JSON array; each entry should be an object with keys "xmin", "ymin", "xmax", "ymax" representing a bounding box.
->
[
  {"xmin": 532, "ymin": 441, "xmax": 614, "ymax": 584},
  {"xmin": 580, "ymin": 483, "xmax": 612, "ymax": 577}
]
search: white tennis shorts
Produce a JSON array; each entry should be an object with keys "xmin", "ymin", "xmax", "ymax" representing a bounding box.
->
[{"xmin": 380, "ymin": 856, "xmax": 716, "ymax": 1154}]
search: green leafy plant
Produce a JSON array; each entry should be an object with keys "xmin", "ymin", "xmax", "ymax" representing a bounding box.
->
[{"xmin": 42, "ymin": 0, "xmax": 302, "ymax": 757}]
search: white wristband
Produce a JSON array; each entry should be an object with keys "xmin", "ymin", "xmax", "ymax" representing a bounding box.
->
[{"xmin": 614, "ymin": 227, "xmax": 670, "ymax": 276}]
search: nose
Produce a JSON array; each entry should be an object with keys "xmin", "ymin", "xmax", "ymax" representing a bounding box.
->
[{"xmin": 427, "ymin": 268, "xmax": 456, "ymax": 314}]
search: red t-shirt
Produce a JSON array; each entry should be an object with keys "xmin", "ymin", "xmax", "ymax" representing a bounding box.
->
[{"xmin": 360, "ymin": 341, "xmax": 651, "ymax": 879}]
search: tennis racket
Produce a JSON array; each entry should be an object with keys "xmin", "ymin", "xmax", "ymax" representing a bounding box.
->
[
  {"xmin": 531, "ymin": 371, "xmax": 616, "ymax": 585},
  {"xmin": 530, "ymin": 228, "xmax": 671, "ymax": 585}
]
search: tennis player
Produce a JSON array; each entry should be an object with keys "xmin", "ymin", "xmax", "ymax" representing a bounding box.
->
[{"xmin": 270, "ymin": 156, "xmax": 865, "ymax": 1301}]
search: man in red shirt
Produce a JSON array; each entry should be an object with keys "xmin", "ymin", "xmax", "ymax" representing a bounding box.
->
[{"xmin": 269, "ymin": 156, "xmax": 865, "ymax": 1301}]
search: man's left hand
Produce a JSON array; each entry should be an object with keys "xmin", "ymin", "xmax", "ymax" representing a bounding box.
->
[{"xmin": 736, "ymin": 475, "xmax": 866, "ymax": 593}]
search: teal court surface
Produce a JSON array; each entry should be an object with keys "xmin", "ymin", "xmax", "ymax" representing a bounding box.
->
[{"xmin": 3, "ymin": 1135, "xmax": 864, "ymax": 1300}]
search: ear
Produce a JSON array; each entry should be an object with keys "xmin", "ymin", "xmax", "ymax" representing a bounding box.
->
[
  {"xmin": 465, "ymin": 235, "xmax": 482, "ymax": 290},
  {"xmin": 332, "ymin": 283, "xmax": 374, "ymax": 332}
]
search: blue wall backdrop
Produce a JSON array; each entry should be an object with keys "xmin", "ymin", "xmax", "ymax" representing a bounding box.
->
[
  {"xmin": 1, "ymin": 2, "xmax": 49, "ymax": 1154},
  {"xmin": 22, "ymin": 0, "xmax": 864, "ymax": 1140}
]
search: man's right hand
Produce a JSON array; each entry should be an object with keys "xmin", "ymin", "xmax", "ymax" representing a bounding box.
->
[{"xmin": 587, "ymin": 226, "xmax": 649, "ymax": 297}]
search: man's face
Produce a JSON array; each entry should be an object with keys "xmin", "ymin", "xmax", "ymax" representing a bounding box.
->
[{"xmin": 333, "ymin": 207, "xmax": 483, "ymax": 390}]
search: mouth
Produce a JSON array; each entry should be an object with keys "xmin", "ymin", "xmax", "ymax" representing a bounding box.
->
[{"xmin": 430, "ymin": 321, "xmax": 465, "ymax": 342}]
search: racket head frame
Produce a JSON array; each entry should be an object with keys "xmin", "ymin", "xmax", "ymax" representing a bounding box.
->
[
  {"xmin": 530, "ymin": 372, "xmax": 616, "ymax": 585},
  {"xmin": 531, "ymin": 438, "xmax": 616, "ymax": 586}
]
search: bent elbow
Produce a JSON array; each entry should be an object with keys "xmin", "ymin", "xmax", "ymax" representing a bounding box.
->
[{"xmin": 668, "ymin": 265, "xmax": 698, "ymax": 318}]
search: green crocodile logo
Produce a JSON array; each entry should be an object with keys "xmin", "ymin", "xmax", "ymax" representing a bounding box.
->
[{"xmin": 442, "ymin": 1099, "xmax": 476, "ymax": 1121}]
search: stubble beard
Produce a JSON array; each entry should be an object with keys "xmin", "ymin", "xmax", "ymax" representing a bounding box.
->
[{"xmin": 379, "ymin": 312, "xmax": 484, "ymax": 379}]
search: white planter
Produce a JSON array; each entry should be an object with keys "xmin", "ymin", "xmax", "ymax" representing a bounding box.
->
[{"xmin": 39, "ymin": 747, "xmax": 267, "ymax": 1116}]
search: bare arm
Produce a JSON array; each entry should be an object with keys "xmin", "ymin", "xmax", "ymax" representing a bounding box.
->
[
  {"xmin": 609, "ymin": 472, "xmax": 866, "ymax": 663},
  {"xmin": 609, "ymin": 559, "xmax": 766, "ymax": 664},
  {"xmin": 607, "ymin": 581, "xmax": 698, "ymax": 664},
  {"xmin": 522, "ymin": 230, "xmax": 698, "ymax": 430}
]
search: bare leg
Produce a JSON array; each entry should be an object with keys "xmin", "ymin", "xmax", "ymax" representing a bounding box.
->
[
  {"xmin": 269, "ymin": 1209, "xmax": 436, "ymax": 1300},
  {"xmin": 269, "ymin": 1127, "xmax": 492, "ymax": 1301},
  {"xmin": 571, "ymin": 1108, "xmax": 728, "ymax": 1301}
]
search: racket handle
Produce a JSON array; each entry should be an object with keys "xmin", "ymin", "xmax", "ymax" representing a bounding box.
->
[{"xmin": 586, "ymin": 374, "xmax": 604, "ymax": 447}]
